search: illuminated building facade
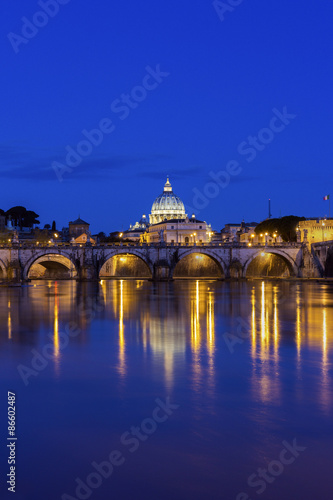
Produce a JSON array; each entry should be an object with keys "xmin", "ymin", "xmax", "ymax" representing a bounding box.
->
[
  {"xmin": 142, "ymin": 215, "xmax": 212, "ymax": 244},
  {"xmin": 298, "ymin": 219, "xmax": 333, "ymax": 244}
]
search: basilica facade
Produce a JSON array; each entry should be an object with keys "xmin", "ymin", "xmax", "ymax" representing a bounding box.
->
[{"xmin": 131, "ymin": 178, "xmax": 213, "ymax": 244}]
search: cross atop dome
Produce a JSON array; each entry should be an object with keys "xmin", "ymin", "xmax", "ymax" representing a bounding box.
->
[{"xmin": 164, "ymin": 176, "xmax": 172, "ymax": 192}]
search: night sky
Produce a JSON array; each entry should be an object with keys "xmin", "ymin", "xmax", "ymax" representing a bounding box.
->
[{"xmin": 1, "ymin": 0, "xmax": 333, "ymax": 233}]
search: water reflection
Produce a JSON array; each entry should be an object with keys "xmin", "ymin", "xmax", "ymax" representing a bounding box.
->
[{"xmin": 0, "ymin": 280, "xmax": 331, "ymax": 410}]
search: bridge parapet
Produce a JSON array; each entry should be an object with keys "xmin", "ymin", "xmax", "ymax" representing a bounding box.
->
[{"xmin": 0, "ymin": 241, "xmax": 323, "ymax": 282}]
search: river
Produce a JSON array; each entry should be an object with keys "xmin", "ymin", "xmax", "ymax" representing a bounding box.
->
[{"xmin": 0, "ymin": 279, "xmax": 332, "ymax": 500}]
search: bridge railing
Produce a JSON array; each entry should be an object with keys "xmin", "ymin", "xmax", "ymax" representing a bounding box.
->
[{"xmin": 0, "ymin": 241, "xmax": 303, "ymax": 249}]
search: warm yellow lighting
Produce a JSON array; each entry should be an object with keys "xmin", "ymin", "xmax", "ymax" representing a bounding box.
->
[
  {"xmin": 119, "ymin": 233, "xmax": 123, "ymax": 237},
  {"xmin": 251, "ymin": 234, "xmax": 255, "ymax": 238},
  {"xmin": 265, "ymin": 232, "xmax": 268, "ymax": 236},
  {"xmin": 8, "ymin": 300, "xmax": 12, "ymax": 340},
  {"xmin": 118, "ymin": 280, "xmax": 126, "ymax": 377},
  {"xmin": 248, "ymin": 243, "xmax": 252, "ymax": 247},
  {"xmin": 260, "ymin": 233, "xmax": 263, "ymax": 237},
  {"xmin": 54, "ymin": 233, "xmax": 58, "ymax": 238}
]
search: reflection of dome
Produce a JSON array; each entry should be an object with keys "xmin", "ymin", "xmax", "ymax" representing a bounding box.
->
[{"xmin": 149, "ymin": 178, "xmax": 187, "ymax": 224}]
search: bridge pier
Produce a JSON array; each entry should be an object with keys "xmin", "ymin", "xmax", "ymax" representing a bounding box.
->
[
  {"xmin": 7, "ymin": 247, "xmax": 23, "ymax": 283},
  {"xmin": 77, "ymin": 247, "xmax": 99, "ymax": 282},
  {"xmin": 152, "ymin": 264, "xmax": 173, "ymax": 281}
]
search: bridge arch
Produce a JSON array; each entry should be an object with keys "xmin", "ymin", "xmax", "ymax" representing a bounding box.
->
[
  {"xmin": 99, "ymin": 250, "xmax": 152, "ymax": 278},
  {"xmin": 244, "ymin": 249, "xmax": 298, "ymax": 278},
  {"xmin": 23, "ymin": 252, "xmax": 78, "ymax": 280},
  {"xmin": 172, "ymin": 249, "xmax": 226, "ymax": 279}
]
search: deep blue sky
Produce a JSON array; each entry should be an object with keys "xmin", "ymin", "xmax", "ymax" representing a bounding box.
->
[{"xmin": 1, "ymin": 0, "xmax": 332, "ymax": 233}]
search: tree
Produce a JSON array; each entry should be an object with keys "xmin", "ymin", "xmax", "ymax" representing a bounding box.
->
[
  {"xmin": 6, "ymin": 206, "xmax": 26, "ymax": 230},
  {"xmin": 255, "ymin": 216, "xmax": 306, "ymax": 242},
  {"xmin": 5, "ymin": 206, "xmax": 39, "ymax": 229},
  {"xmin": 25, "ymin": 210, "xmax": 40, "ymax": 227},
  {"xmin": 44, "ymin": 224, "xmax": 51, "ymax": 230}
]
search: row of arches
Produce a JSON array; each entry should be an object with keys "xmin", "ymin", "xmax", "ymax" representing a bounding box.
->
[{"xmin": 16, "ymin": 251, "xmax": 297, "ymax": 280}]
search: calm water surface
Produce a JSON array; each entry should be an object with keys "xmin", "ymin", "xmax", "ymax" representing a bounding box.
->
[{"xmin": 0, "ymin": 280, "xmax": 332, "ymax": 500}]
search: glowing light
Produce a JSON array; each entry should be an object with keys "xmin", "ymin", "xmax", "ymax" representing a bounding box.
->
[
  {"xmin": 8, "ymin": 300, "xmax": 12, "ymax": 340},
  {"xmin": 54, "ymin": 282, "xmax": 59, "ymax": 358},
  {"xmin": 251, "ymin": 287, "xmax": 256, "ymax": 358},
  {"xmin": 248, "ymin": 243, "xmax": 252, "ymax": 247},
  {"xmin": 261, "ymin": 252, "xmax": 265, "ymax": 257},
  {"xmin": 296, "ymin": 287, "xmax": 301, "ymax": 369},
  {"xmin": 119, "ymin": 233, "xmax": 123, "ymax": 237},
  {"xmin": 118, "ymin": 280, "xmax": 126, "ymax": 377}
]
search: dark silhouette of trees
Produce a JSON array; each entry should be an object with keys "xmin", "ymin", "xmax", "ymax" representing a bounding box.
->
[
  {"xmin": 5, "ymin": 206, "xmax": 40, "ymax": 229},
  {"xmin": 255, "ymin": 216, "xmax": 306, "ymax": 242}
]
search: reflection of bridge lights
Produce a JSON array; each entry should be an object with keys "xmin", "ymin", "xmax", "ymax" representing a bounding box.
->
[
  {"xmin": 120, "ymin": 257, "xmax": 126, "ymax": 262},
  {"xmin": 195, "ymin": 255, "xmax": 204, "ymax": 260},
  {"xmin": 261, "ymin": 252, "xmax": 266, "ymax": 257}
]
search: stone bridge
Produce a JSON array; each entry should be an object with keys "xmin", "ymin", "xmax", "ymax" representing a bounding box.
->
[{"xmin": 0, "ymin": 240, "xmax": 330, "ymax": 282}]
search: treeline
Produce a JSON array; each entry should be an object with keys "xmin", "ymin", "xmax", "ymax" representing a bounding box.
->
[
  {"xmin": 0, "ymin": 206, "xmax": 40, "ymax": 229},
  {"xmin": 255, "ymin": 216, "xmax": 306, "ymax": 242}
]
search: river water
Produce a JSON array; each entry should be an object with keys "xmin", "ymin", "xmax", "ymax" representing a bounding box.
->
[{"xmin": 0, "ymin": 280, "xmax": 332, "ymax": 500}]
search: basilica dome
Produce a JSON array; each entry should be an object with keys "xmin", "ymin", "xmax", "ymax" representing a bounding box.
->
[{"xmin": 149, "ymin": 178, "xmax": 187, "ymax": 225}]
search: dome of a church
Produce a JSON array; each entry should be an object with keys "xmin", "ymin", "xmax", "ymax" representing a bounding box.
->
[{"xmin": 149, "ymin": 178, "xmax": 187, "ymax": 225}]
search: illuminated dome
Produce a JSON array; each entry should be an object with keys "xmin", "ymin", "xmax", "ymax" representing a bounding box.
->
[{"xmin": 149, "ymin": 177, "xmax": 187, "ymax": 225}]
